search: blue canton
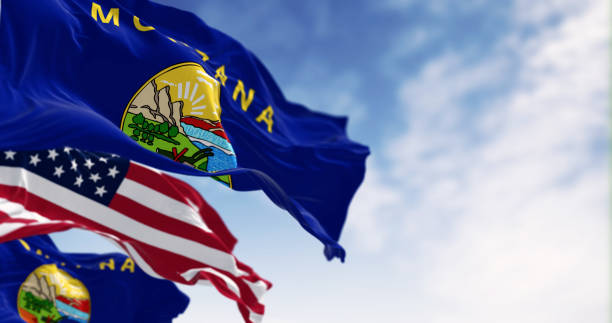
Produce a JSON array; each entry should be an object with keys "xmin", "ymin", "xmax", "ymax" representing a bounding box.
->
[{"xmin": 0, "ymin": 149, "xmax": 130, "ymax": 205}]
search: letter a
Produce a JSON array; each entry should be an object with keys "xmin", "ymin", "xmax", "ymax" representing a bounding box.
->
[
  {"xmin": 120, "ymin": 258, "xmax": 135, "ymax": 273},
  {"xmin": 256, "ymin": 106, "xmax": 274, "ymax": 133}
]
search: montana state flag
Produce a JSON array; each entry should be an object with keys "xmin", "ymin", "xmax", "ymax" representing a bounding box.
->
[
  {"xmin": 0, "ymin": 0, "xmax": 369, "ymax": 260},
  {"xmin": 0, "ymin": 235, "xmax": 189, "ymax": 323}
]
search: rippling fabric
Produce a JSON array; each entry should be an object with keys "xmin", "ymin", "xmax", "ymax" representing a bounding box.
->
[
  {"xmin": 0, "ymin": 235, "xmax": 189, "ymax": 323},
  {"xmin": 0, "ymin": 0, "xmax": 369, "ymax": 260}
]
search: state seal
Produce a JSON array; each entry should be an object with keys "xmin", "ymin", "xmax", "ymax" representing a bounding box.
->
[{"xmin": 120, "ymin": 62, "xmax": 237, "ymax": 186}]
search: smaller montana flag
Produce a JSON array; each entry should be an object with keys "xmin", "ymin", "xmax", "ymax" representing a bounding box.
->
[{"xmin": 0, "ymin": 235, "xmax": 189, "ymax": 323}]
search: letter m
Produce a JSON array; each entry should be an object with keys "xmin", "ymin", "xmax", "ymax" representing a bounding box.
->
[{"xmin": 91, "ymin": 2, "xmax": 119, "ymax": 26}]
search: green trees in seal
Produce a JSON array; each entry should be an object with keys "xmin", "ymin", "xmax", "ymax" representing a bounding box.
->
[{"xmin": 128, "ymin": 113, "xmax": 180, "ymax": 146}]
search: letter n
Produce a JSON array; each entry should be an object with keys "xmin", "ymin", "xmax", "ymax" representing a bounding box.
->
[
  {"xmin": 232, "ymin": 80, "xmax": 255, "ymax": 111},
  {"xmin": 99, "ymin": 258, "xmax": 115, "ymax": 270}
]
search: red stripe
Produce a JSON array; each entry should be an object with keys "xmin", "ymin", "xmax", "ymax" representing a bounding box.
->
[
  {"xmin": 124, "ymin": 164, "xmax": 185, "ymax": 201},
  {"xmin": 109, "ymin": 194, "xmax": 231, "ymax": 252},
  {"xmin": 181, "ymin": 116, "xmax": 230, "ymax": 140},
  {"xmin": 0, "ymin": 211, "xmax": 37, "ymax": 224},
  {"xmin": 0, "ymin": 184, "xmax": 138, "ymax": 244},
  {"xmin": 121, "ymin": 239, "xmax": 266, "ymax": 314},
  {"xmin": 160, "ymin": 173, "xmax": 238, "ymax": 250},
  {"xmin": 0, "ymin": 183, "xmax": 267, "ymax": 314},
  {"xmin": 0, "ymin": 222, "xmax": 73, "ymax": 244},
  {"xmin": 126, "ymin": 163, "xmax": 237, "ymax": 250}
]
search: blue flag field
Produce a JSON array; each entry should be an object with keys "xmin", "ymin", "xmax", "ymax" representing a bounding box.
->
[
  {"xmin": 0, "ymin": 235, "xmax": 189, "ymax": 323},
  {"xmin": 0, "ymin": 0, "xmax": 369, "ymax": 260}
]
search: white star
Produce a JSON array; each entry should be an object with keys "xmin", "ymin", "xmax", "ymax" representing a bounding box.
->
[
  {"xmin": 110, "ymin": 153, "xmax": 120, "ymax": 158},
  {"xmin": 70, "ymin": 160, "xmax": 78, "ymax": 171},
  {"xmin": 63, "ymin": 147, "xmax": 73, "ymax": 154},
  {"xmin": 47, "ymin": 149, "xmax": 59, "ymax": 161},
  {"xmin": 107, "ymin": 166, "xmax": 120, "ymax": 178},
  {"xmin": 4, "ymin": 150, "xmax": 16, "ymax": 160},
  {"xmin": 53, "ymin": 165, "xmax": 65, "ymax": 178},
  {"xmin": 99, "ymin": 157, "xmax": 108, "ymax": 163},
  {"xmin": 89, "ymin": 172, "xmax": 101, "ymax": 183},
  {"xmin": 29, "ymin": 154, "xmax": 41, "ymax": 166},
  {"xmin": 84, "ymin": 158, "xmax": 95, "ymax": 169},
  {"xmin": 94, "ymin": 185, "xmax": 107, "ymax": 197},
  {"xmin": 74, "ymin": 175, "xmax": 84, "ymax": 187}
]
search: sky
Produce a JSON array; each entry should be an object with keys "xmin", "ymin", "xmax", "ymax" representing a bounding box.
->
[{"xmin": 52, "ymin": 0, "xmax": 609, "ymax": 322}]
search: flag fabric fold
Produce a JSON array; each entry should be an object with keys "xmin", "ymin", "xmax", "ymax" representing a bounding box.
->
[
  {"xmin": 0, "ymin": 0, "xmax": 369, "ymax": 260},
  {"xmin": 0, "ymin": 234, "xmax": 190, "ymax": 323},
  {"xmin": 0, "ymin": 149, "xmax": 271, "ymax": 323}
]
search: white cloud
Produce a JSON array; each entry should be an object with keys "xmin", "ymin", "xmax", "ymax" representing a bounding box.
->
[
  {"xmin": 363, "ymin": 0, "xmax": 608, "ymax": 321},
  {"xmin": 344, "ymin": 159, "xmax": 403, "ymax": 252},
  {"xmin": 380, "ymin": 0, "xmax": 488, "ymax": 14},
  {"xmin": 513, "ymin": 0, "xmax": 584, "ymax": 25},
  {"xmin": 283, "ymin": 62, "xmax": 368, "ymax": 126}
]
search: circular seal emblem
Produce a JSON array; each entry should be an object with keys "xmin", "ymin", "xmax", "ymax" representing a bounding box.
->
[
  {"xmin": 120, "ymin": 62, "xmax": 237, "ymax": 186},
  {"xmin": 17, "ymin": 264, "xmax": 91, "ymax": 323}
]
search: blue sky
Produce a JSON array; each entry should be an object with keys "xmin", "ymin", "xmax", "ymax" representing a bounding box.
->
[{"xmin": 52, "ymin": 0, "xmax": 609, "ymax": 322}]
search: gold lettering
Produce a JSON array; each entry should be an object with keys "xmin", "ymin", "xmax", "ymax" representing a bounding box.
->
[
  {"xmin": 120, "ymin": 258, "xmax": 135, "ymax": 273},
  {"xmin": 215, "ymin": 65, "xmax": 228, "ymax": 86},
  {"xmin": 167, "ymin": 37, "xmax": 177, "ymax": 43},
  {"xmin": 18, "ymin": 239, "xmax": 31, "ymax": 251},
  {"xmin": 99, "ymin": 258, "xmax": 115, "ymax": 271},
  {"xmin": 195, "ymin": 49, "xmax": 209, "ymax": 62},
  {"xmin": 133, "ymin": 16, "xmax": 154, "ymax": 32},
  {"xmin": 256, "ymin": 106, "xmax": 274, "ymax": 133},
  {"xmin": 91, "ymin": 2, "xmax": 119, "ymax": 26},
  {"xmin": 232, "ymin": 80, "xmax": 255, "ymax": 111}
]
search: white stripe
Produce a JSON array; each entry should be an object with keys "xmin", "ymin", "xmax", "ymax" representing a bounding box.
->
[
  {"xmin": 0, "ymin": 198, "xmax": 51, "ymax": 223},
  {"xmin": 182, "ymin": 267, "xmax": 241, "ymax": 297},
  {"xmin": 187, "ymin": 136, "xmax": 235, "ymax": 156},
  {"xmin": 184, "ymin": 81, "xmax": 190, "ymax": 100},
  {"xmin": 177, "ymin": 83, "xmax": 183, "ymax": 99},
  {"xmin": 0, "ymin": 220, "xmax": 68, "ymax": 236},
  {"xmin": 196, "ymin": 70, "xmax": 219, "ymax": 87},
  {"xmin": 0, "ymin": 166, "xmax": 241, "ymax": 276},
  {"xmin": 245, "ymin": 280, "xmax": 268, "ymax": 302},
  {"xmin": 189, "ymin": 83, "xmax": 199, "ymax": 101},
  {"xmin": 117, "ymin": 178, "xmax": 212, "ymax": 233},
  {"xmin": 249, "ymin": 312, "xmax": 264, "ymax": 323},
  {"xmin": 190, "ymin": 112, "xmax": 204, "ymax": 115},
  {"xmin": 192, "ymin": 94, "xmax": 205, "ymax": 105},
  {"xmin": 160, "ymin": 80, "xmax": 175, "ymax": 86},
  {"xmin": 0, "ymin": 222, "xmax": 25, "ymax": 235},
  {"xmin": 182, "ymin": 268, "xmax": 267, "ymax": 320},
  {"xmin": 196, "ymin": 76, "xmax": 213, "ymax": 89},
  {"xmin": 191, "ymin": 105, "xmax": 206, "ymax": 111},
  {"xmin": 0, "ymin": 199, "xmax": 74, "ymax": 229}
]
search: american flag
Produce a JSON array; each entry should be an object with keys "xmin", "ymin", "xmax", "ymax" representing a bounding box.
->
[{"xmin": 0, "ymin": 148, "xmax": 270, "ymax": 323}]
